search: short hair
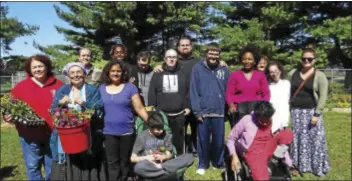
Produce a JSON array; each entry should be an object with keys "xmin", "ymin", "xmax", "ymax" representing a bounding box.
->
[
  {"xmin": 100, "ymin": 60, "xmax": 129, "ymax": 84},
  {"xmin": 137, "ymin": 51, "xmax": 151, "ymax": 63},
  {"xmin": 253, "ymin": 101, "xmax": 275, "ymax": 120},
  {"xmin": 164, "ymin": 49, "xmax": 178, "ymax": 57},
  {"xmin": 109, "ymin": 44, "xmax": 128, "ymax": 57},
  {"xmin": 238, "ymin": 44, "xmax": 261, "ymax": 65},
  {"xmin": 265, "ymin": 61, "xmax": 286, "ymax": 81},
  {"xmin": 301, "ymin": 47, "xmax": 316, "ymax": 58},
  {"xmin": 24, "ymin": 54, "xmax": 53, "ymax": 77},
  {"xmin": 177, "ymin": 36, "xmax": 193, "ymax": 47},
  {"xmin": 78, "ymin": 48, "xmax": 91, "ymax": 56},
  {"xmin": 147, "ymin": 111, "xmax": 165, "ymax": 130},
  {"xmin": 205, "ymin": 42, "xmax": 221, "ymax": 53}
]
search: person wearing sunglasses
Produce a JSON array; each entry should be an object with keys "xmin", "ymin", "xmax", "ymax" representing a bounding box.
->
[{"xmin": 287, "ymin": 47, "xmax": 330, "ymax": 176}]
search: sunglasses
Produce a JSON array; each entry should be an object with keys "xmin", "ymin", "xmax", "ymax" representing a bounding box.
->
[{"xmin": 301, "ymin": 57, "xmax": 315, "ymax": 62}]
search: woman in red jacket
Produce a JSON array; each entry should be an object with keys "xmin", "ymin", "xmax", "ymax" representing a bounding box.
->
[{"xmin": 3, "ymin": 54, "xmax": 63, "ymax": 180}]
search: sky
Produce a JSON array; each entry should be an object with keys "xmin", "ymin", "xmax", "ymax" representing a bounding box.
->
[{"xmin": 4, "ymin": 2, "xmax": 73, "ymax": 57}]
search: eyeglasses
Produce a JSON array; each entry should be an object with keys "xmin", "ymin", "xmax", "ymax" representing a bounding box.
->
[
  {"xmin": 269, "ymin": 71, "xmax": 280, "ymax": 75},
  {"xmin": 301, "ymin": 57, "xmax": 315, "ymax": 62}
]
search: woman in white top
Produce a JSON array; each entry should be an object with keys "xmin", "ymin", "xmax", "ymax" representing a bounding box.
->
[{"xmin": 266, "ymin": 61, "xmax": 291, "ymax": 133}]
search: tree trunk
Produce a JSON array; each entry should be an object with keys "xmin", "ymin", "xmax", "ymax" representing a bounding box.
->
[
  {"xmin": 332, "ymin": 36, "xmax": 352, "ymax": 90},
  {"xmin": 344, "ymin": 70, "xmax": 352, "ymax": 90}
]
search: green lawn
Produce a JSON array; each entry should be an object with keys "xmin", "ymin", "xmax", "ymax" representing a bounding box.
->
[{"xmin": 1, "ymin": 112, "xmax": 351, "ymax": 180}]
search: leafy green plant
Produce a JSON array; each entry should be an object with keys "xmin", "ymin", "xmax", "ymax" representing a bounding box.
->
[{"xmin": 0, "ymin": 93, "xmax": 45, "ymax": 126}]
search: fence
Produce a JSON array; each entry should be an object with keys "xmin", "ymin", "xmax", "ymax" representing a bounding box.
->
[{"xmin": 0, "ymin": 69, "xmax": 351, "ymax": 94}]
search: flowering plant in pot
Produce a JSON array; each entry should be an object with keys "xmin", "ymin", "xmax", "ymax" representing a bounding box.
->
[
  {"xmin": 50, "ymin": 106, "xmax": 96, "ymax": 129},
  {"xmin": 0, "ymin": 93, "xmax": 46, "ymax": 126}
]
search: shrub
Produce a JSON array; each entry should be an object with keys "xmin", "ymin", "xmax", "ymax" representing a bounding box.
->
[{"xmin": 327, "ymin": 93, "xmax": 351, "ymax": 108}]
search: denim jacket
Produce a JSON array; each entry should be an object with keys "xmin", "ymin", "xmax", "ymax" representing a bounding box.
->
[{"xmin": 50, "ymin": 83, "xmax": 103, "ymax": 163}]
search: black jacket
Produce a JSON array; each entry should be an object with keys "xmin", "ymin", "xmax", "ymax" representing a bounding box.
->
[
  {"xmin": 178, "ymin": 54, "xmax": 200, "ymax": 80},
  {"xmin": 148, "ymin": 63, "xmax": 190, "ymax": 114}
]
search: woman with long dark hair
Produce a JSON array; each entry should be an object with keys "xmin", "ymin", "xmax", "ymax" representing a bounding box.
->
[{"xmin": 99, "ymin": 61, "xmax": 148, "ymax": 180}]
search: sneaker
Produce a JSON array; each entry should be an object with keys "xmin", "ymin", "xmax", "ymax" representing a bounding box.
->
[{"xmin": 196, "ymin": 169, "xmax": 205, "ymax": 175}]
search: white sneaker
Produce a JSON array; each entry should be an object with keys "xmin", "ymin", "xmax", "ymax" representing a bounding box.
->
[{"xmin": 196, "ymin": 168, "xmax": 205, "ymax": 175}]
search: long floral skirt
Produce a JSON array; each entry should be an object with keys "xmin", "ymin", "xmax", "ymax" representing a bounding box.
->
[{"xmin": 290, "ymin": 108, "xmax": 330, "ymax": 176}]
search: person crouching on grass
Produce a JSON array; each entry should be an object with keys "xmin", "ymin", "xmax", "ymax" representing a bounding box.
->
[{"xmin": 130, "ymin": 112, "xmax": 194, "ymax": 179}]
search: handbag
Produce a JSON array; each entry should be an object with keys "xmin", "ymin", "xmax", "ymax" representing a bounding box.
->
[{"xmin": 289, "ymin": 69, "xmax": 316, "ymax": 103}]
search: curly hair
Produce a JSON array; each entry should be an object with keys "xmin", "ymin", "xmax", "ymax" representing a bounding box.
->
[
  {"xmin": 109, "ymin": 44, "xmax": 128, "ymax": 57},
  {"xmin": 100, "ymin": 60, "xmax": 129, "ymax": 84},
  {"xmin": 238, "ymin": 44, "xmax": 261, "ymax": 66},
  {"xmin": 24, "ymin": 54, "xmax": 53, "ymax": 77}
]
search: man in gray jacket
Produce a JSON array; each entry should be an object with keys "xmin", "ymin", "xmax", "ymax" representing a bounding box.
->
[{"xmin": 130, "ymin": 51, "xmax": 154, "ymax": 106}]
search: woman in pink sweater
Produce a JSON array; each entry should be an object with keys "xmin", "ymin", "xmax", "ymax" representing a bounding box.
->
[
  {"xmin": 226, "ymin": 45, "xmax": 270, "ymax": 127},
  {"xmin": 227, "ymin": 101, "xmax": 294, "ymax": 180}
]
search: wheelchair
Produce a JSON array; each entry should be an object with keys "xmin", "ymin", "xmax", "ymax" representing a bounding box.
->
[
  {"xmin": 224, "ymin": 144, "xmax": 292, "ymax": 181},
  {"xmin": 131, "ymin": 107, "xmax": 188, "ymax": 181}
]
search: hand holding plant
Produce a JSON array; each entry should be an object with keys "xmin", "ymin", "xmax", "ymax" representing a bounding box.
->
[{"xmin": 0, "ymin": 93, "xmax": 46, "ymax": 126}]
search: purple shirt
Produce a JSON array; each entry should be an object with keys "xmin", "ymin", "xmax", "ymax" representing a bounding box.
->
[
  {"xmin": 100, "ymin": 83, "xmax": 138, "ymax": 135},
  {"xmin": 226, "ymin": 112, "xmax": 292, "ymax": 166},
  {"xmin": 226, "ymin": 70, "xmax": 270, "ymax": 105}
]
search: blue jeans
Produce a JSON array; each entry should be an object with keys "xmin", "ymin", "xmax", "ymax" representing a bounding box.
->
[
  {"xmin": 197, "ymin": 117, "xmax": 225, "ymax": 169},
  {"xmin": 19, "ymin": 136, "xmax": 52, "ymax": 180}
]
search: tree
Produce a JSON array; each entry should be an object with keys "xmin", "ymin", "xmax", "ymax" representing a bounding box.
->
[
  {"xmin": 0, "ymin": 55, "xmax": 27, "ymax": 75},
  {"xmin": 0, "ymin": 4, "xmax": 39, "ymax": 54},
  {"xmin": 38, "ymin": 2, "xmax": 211, "ymax": 69},
  {"xmin": 210, "ymin": 2, "xmax": 350, "ymax": 70}
]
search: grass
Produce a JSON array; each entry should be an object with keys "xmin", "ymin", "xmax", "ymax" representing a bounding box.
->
[{"xmin": 1, "ymin": 112, "xmax": 351, "ymax": 180}]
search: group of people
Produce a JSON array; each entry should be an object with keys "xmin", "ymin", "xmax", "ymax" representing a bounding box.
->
[{"xmin": 3, "ymin": 36, "xmax": 330, "ymax": 181}]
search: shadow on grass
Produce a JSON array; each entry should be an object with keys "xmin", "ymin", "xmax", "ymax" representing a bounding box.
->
[{"xmin": 0, "ymin": 165, "xmax": 17, "ymax": 180}]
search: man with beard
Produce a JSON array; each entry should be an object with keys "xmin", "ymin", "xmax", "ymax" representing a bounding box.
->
[
  {"xmin": 154, "ymin": 36, "xmax": 228, "ymax": 157},
  {"xmin": 129, "ymin": 51, "xmax": 154, "ymax": 106},
  {"xmin": 190, "ymin": 43, "xmax": 230, "ymax": 175},
  {"xmin": 148, "ymin": 49, "xmax": 191, "ymax": 156}
]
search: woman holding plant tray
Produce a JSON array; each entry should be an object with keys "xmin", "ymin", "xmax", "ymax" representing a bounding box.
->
[
  {"xmin": 50, "ymin": 62, "xmax": 106, "ymax": 180},
  {"xmin": 99, "ymin": 60, "xmax": 148, "ymax": 181},
  {"xmin": 3, "ymin": 54, "xmax": 64, "ymax": 180}
]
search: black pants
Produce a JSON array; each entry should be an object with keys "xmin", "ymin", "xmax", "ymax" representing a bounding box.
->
[
  {"xmin": 184, "ymin": 113, "xmax": 197, "ymax": 153},
  {"xmin": 229, "ymin": 101, "xmax": 260, "ymax": 128},
  {"xmin": 167, "ymin": 114, "xmax": 185, "ymax": 155},
  {"xmin": 104, "ymin": 134, "xmax": 135, "ymax": 181}
]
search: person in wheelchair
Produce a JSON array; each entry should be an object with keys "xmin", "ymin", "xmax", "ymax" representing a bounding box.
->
[
  {"xmin": 130, "ymin": 112, "xmax": 194, "ymax": 179},
  {"xmin": 226, "ymin": 101, "xmax": 295, "ymax": 180}
]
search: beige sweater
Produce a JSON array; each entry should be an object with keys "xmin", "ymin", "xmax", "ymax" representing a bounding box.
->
[{"xmin": 288, "ymin": 69, "xmax": 329, "ymax": 115}]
